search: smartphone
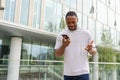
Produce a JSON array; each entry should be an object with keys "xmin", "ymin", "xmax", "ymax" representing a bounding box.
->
[{"xmin": 62, "ymin": 34, "xmax": 69, "ymax": 39}]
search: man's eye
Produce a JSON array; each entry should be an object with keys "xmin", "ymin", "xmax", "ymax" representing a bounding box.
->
[{"xmin": 72, "ymin": 22, "xmax": 76, "ymax": 24}]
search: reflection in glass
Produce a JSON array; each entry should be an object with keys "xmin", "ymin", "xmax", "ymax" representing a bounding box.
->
[
  {"xmin": 83, "ymin": 0, "xmax": 91, "ymax": 15},
  {"xmin": 88, "ymin": 18, "xmax": 95, "ymax": 40},
  {"xmin": 0, "ymin": 37, "xmax": 10, "ymax": 65},
  {"xmin": 116, "ymin": 14, "xmax": 120, "ymax": 30},
  {"xmin": 55, "ymin": 2, "xmax": 62, "ymax": 33},
  {"xmin": 111, "ymin": 28, "xmax": 117, "ymax": 47},
  {"xmin": 65, "ymin": 0, "xmax": 71, "ymax": 8},
  {"xmin": 99, "ymin": 0, "xmax": 106, "ymax": 4},
  {"xmin": 92, "ymin": 0, "xmax": 97, "ymax": 19},
  {"xmin": 44, "ymin": 0, "xmax": 54, "ymax": 32},
  {"xmin": 71, "ymin": 0, "xmax": 76, "ymax": 9},
  {"xmin": 96, "ymin": 22, "xmax": 104, "ymax": 45},
  {"xmin": 77, "ymin": 12, "xmax": 82, "ymax": 28},
  {"xmin": 21, "ymin": 42, "xmax": 31, "ymax": 65},
  {"xmin": 40, "ymin": 45, "xmax": 48, "ymax": 60},
  {"xmin": 33, "ymin": 0, "xmax": 41, "ymax": 29},
  {"xmin": 44, "ymin": 0, "xmax": 62, "ymax": 33},
  {"xmin": 108, "ymin": 8, "xmax": 114, "ymax": 27},
  {"xmin": 109, "ymin": 0, "xmax": 115, "ymax": 11},
  {"xmin": 77, "ymin": 0, "xmax": 82, "ymax": 12},
  {"xmin": 97, "ymin": 1, "xmax": 107, "ymax": 24},
  {"xmin": 117, "ymin": 31, "xmax": 120, "ymax": 49},
  {"xmin": 47, "ymin": 45, "xmax": 54, "ymax": 60},
  {"xmin": 31, "ymin": 42, "xmax": 40, "ymax": 60},
  {"xmin": 21, "ymin": 40, "xmax": 55, "ymax": 65},
  {"xmin": 116, "ymin": 0, "xmax": 120, "ymax": 14},
  {"xmin": 101, "ymin": 26, "xmax": 112, "ymax": 46},
  {"xmin": 0, "ymin": 40, "xmax": 2, "ymax": 44},
  {"xmin": 83, "ymin": 15, "xmax": 88, "ymax": 29},
  {"xmin": 4, "ymin": 0, "xmax": 16, "ymax": 22},
  {"xmin": 20, "ymin": 0, "xmax": 30, "ymax": 25}
]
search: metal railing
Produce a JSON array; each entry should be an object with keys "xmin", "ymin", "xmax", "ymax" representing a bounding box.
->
[{"xmin": 0, "ymin": 59, "xmax": 120, "ymax": 80}]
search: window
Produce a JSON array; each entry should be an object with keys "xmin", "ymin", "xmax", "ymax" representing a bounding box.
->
[
  {"xmin": 111, "ymin": 28, "xmax": 117, "ymax": 47},
  {"xmin": 99, "ymin": 0, "xmax": 106, "ymax": 4},
  {"xmin": 20, "ymin": 0, "xmax": 30, "ymax": 25},
  {"xmin": 117, "ymin": 31, "xmax": 120, "ymax": 49},
  {"xmin": 92, "ymin": 0, "xmax": 97, "ymax": 19},
  {"xmin": 97, "ymin": 1, "xmax": 107, "ymax": 24},
  {"xmin": 44, "ymin": 0, "xmax": 54, "ymax": 32},
  {"xmin": 109, "ymin": 0, "xmax": 115, "ymax": 11},
  {"xmin": 88, "ymin": 18, "xmax": 96, "ymax": 40},
  {"xmin": 71, "ymin": 0, "xmax": 76, "ymax": 9},
  {"xmin": 21, "ymin": 41, "xmax": 31, "ymax": 65},
  {"xmin": 82, "ymin": 15, "xmax": 88, "ymax": 29},
  {"xmin": 102, "ymin": 26, "xmax": 112, "ymax": 46},
  {"xmin": 116, "ymin": 0, "xmax": 120, "ymax": 14},
  {"xmin": 83, "ymin": 0, "xmax": 91, "ymax": 15},
  {"xmin": 65, "ymin": 0, "xmax": 71, "ymax": 8},
  {"xmin": 96, "ymin": 22, "xmax": 104, "ymax": 45},
  {"xmin": 116, "ymin": 14, "xmax": 120, "ymax": 30},
  {"xmin": 4, "ymin": 0, "xmax": 16, "ymax": 22},
  {"xmin": 108, "ymin": 8, "xmax": 114, "ymax": 27},
  {"xmin": 31, "ymin": 40, "xmax": 40, "ymax": 62},
  {"xmin": 0, "ymin": 37, "xmax": 10, "ymax": 65},
  {"xmin": 44, "ymin": 0, "xmax": 62, "ymax": 33},
  {"xmin": 33, "ymin": 0, "xmax": 41, "ymax": 29},
  {"xmin": 77, "ymin": 0, "xmax": 82, "ymax": 12},
  {"xmin": 77, "ymin": 12, "xmax": 82, "ymax": 28}
]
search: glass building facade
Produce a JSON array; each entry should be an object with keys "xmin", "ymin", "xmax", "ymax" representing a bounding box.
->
[{"xmin": 0, "ymin": 0, "xmax": 120, "ymax": 80}]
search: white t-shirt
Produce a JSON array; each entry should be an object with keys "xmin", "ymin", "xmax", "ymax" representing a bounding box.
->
[{"xmin": 54, "ymin": 27, "xmax": 93, "ymax": 76}]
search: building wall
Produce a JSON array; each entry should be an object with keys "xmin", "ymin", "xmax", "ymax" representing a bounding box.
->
[
  {"xmin": 0, "ymin": 0, "xmax": 5, "ymax": 20},
  {"xmin": 1, "ymin": 0, "xmax": 120, "ymax": 48},
  {"xmin": 0, "ymin": 0, "xmax": 120, "ymax": 80}
]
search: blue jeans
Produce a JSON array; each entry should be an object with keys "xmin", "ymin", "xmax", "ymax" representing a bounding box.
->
[{"xmin": 64, "ymin": 74, "xmax": 89, "ymax": 80}]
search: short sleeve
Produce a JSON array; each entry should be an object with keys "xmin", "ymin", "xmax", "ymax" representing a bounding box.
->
[{"xmin": 54, "ymin": 35, "xmax": 62, "ymax": 49}]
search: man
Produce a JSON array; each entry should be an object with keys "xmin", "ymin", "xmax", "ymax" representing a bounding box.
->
[{"xmin": 54, "ymin": 11, "xmax": 97, "ymax": 80}]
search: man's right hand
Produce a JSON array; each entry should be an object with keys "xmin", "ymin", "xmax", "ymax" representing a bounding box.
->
[
  {"xmin": 62, "ymin": 37, "xmax": 70, "ymax": 47},
  {"xmin": 55, "ymin": 37, "xmax": 70, "ymax": 57}
]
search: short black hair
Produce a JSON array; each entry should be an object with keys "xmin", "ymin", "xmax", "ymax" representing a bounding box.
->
[{"xmin": 65, "ymin": 11, "xmax": 78, "ymax": 19}]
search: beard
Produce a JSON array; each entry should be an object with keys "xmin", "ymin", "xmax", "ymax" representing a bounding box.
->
[{"xmin": 68, "ymin": 25, "xmax": 77, "ymax": 31}]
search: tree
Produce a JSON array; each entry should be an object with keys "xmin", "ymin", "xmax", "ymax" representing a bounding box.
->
[
  {"xmin": 97, "ymin": 28, "xmax": 116, "ymax": 70},
  {"xmin": 59, "ymin": 17, "xmax": 66, "ymax": 31}
]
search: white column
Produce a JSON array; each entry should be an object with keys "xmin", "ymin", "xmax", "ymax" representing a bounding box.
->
[
  {"xmin": 93, "ymin": 52, "xmax": 99, "ymax": 80},
  {"xmin": 7, "ymin": 37, "xmax": 22, "ymax": 80}
]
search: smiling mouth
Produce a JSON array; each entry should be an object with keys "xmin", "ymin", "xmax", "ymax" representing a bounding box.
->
[
  {"xmin": 69, "ymin": 27, "xmax": 77, "ymax": 31},
  {"xmin": 70, "ymin": 26, "xmax": 76, "ymax": 29}
]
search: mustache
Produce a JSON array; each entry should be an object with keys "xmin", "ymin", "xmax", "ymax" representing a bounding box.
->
[{"xmin": 68, "ymin": 26, "xmax": 77, "ymax": 27}]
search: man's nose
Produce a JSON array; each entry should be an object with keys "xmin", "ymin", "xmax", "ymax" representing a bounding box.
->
[{"xmin": 69, "ymin": 23, "xmax": 74, "ymax": 26}]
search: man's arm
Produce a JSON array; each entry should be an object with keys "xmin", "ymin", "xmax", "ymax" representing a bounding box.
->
[
  {"xmin": 88, "ymin": 47, "xmax": 97, "ymax": 55},
  {"xmin": 85, "ymin": 40, "xmax": 97, "ymax": 55},
  {"xmin": 55, "ymin": 38, "xmax": 70, "ymax": 57},
  {"xmin": 55, "ymin": 45, "xmax": 66, "ymax": 57}
]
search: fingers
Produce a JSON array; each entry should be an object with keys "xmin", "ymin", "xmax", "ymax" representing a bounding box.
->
[
  {"xmin": 63, "ymin": 38, "xmax": 67, "ymax": 42},
  {"xmin": 62, "ymin": 38, "xmax": 70, "ymax": 47},
  {"xmin": 85, "ymin": 40, "xmax": 94, "ymax": 51},
  {"xmin": 90, "ymin": 40, "xmax": 94, "ymax": 45}
]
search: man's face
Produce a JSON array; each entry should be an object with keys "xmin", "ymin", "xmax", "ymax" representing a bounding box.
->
[{"xmin": 66, "ymin": 16, "xmax": 78, "ymax": 31}]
